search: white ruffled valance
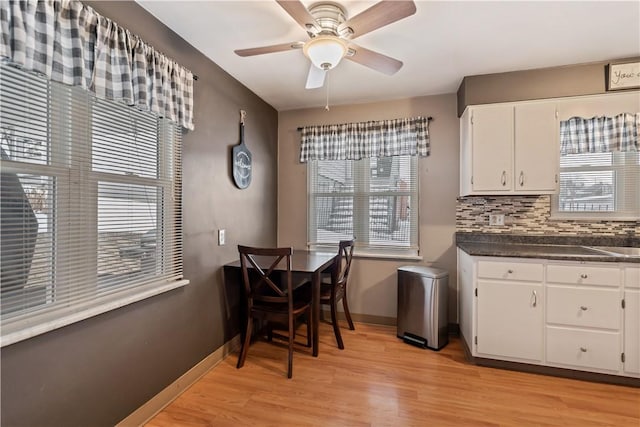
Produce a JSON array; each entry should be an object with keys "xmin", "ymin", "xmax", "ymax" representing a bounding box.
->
[
  {"xmin": 560, "ymin": 113, "xmax": 638, "ymax": 155},
  {"xmin": 0, "ymin": 0, "xmax": 194, "ymax": 130},
  {"xmin": 299, "ymin": 116, "xmax": 430, "ymax": 163}
]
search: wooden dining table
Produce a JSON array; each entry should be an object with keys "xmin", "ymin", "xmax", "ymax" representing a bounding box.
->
[{"xmin": 223, "ymin": 250, "xmax": 336, "ymax": 357}]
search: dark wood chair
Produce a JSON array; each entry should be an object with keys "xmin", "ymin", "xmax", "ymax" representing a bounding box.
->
[
  {"xmin": 236, "ymin": 245, "xmax": 312, "ymax": 378},
  {"xmin": 321, "ymin": 240, "xmax": 355, "ymax": 349}
]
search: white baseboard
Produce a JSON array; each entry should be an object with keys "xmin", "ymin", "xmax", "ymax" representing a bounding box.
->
[{"xmin": 116, "ymin": 334, "xmax": 241, "ymax": 427}]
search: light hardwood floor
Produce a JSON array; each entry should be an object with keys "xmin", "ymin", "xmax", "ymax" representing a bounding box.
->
[{"xmin": 146, "ymin": 322, "xmax": 640, "ymax": 426}]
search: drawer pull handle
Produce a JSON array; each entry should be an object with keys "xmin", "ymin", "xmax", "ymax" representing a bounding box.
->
[
  {"xmin": 580, "ymin": 274, "xmax": 588, "ymax": 279},
  {"xmin": 580, "ymin": 347, "xmax": 587, "ymax": 353},
  {"xmin": 580, "ymin": 306, "xmax": 588, "ymax": 311},
  {"xmin": 519, "ymin": 171, "xmax": 524, "ymax": 187},
  {"xmin": 501, "ymin": 171, "xmax": 507, "ymax": 186},
  {"xmin": 532, "ymin": 290, "xmax": 537, "ymax": 308}
]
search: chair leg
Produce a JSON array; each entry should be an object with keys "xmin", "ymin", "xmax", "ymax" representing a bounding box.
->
[
  {"xmin": 287, "ymin": 314, "xmax": 294, "ymax": 378},
  {"xmin": 237, "ymin": 317, "xmax": 253, "ymax": 369},
  {"xmin": 306, "ymin": 311, "xmax": 312, "ymax": 348},
  {"xmin": 330, "ymin": 299, "xmax": 344, "ymax": 350},
  {"xmin": 342, "ymin": 293, "xmax": 355, "ymax": 330}
]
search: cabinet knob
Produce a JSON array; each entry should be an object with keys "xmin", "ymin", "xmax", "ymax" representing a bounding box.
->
[
  {"xmin": 580, "ymin": 273, "xmax": 588, "ymax": 279},
  {"xmin": 580, "ymin": 306, "xmax": 588, "ymax": 311},
  {"xmin": 580, "ymin": 347, "xmax": 587, "ymax": 353},
  {"xmin": 507, "ymin": 269, "xmax": 513, "ymax": 274}
]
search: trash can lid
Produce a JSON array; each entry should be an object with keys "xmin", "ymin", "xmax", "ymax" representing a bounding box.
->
[{"xmin": 398, "ymin": 265, "xmax": 448, "ymax": 278}]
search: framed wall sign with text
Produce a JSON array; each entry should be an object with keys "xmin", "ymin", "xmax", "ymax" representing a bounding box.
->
[{"xmin": 606, "ymin": 61, "xmax": 640, "ymax": 91}]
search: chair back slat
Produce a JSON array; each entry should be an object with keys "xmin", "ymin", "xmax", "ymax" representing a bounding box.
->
[
  {"xmin": 322, "ymin": 239, "xmax": 356, "ymax": 350},
  {"xmin": 333, "ymin": 240, "xmax": 355, "ymax": 288},
  {"xmin": 238, "ymin": 245, "xmax": 293, "ymax": 306}
]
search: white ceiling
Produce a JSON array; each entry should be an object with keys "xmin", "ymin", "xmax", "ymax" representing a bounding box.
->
[{"xmin": 137, "ymin": 1, "xmax": 640, "ymax": 111}]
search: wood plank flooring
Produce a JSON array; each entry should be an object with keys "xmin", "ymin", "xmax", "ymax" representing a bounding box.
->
[{"xmin": 146, "ymin": 322, "xmax": 640, "ymax": 426}]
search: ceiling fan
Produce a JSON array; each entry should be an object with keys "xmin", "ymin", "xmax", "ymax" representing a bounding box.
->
[{"xmin": 234, "ymin": 1, "xmax": 416, "ymax": 89}]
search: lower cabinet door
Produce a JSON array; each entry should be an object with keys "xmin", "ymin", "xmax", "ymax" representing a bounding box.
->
[
  {"xmin": 624, "ymin": 289, "xmax": 640, "ymax": 375},
  {"xmin": 546, "ymin": 326, "xmax": 620, "ymax": 372},
  {"xmin": 477, "ymin": 280, "xmax": 543, "ymax": 361}
]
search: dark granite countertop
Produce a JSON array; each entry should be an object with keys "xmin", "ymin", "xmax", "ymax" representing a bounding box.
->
[{"xmin": 456, "ymin": 232, "xmax": 640, "ymax": 263}]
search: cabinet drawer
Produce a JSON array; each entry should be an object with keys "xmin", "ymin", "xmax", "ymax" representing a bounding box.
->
[
  {"xmin": 546, "ymin": 286, "xmax": 620, "ymax": 329},
  {"xmin": 546, "ymin": 326, "xmax": 620, "ymax": 372},
  {"xmin": 547, "ymin": 264, "xmax": 620, "ymax": 287},
  {"xmin": 626, "ymin": 268, "xmax": 640, "ymax": 289},
  {"xmin": 478, "ymin": 260, "xmax": 543, "ymax": 282}
]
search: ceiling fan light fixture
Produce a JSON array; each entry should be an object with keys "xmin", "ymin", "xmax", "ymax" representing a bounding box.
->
[{"xmin": 303, "ymin": 36, "xmax": 347, "ymax": 70}]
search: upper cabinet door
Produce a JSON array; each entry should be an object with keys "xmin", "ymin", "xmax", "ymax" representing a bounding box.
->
[
  {"xmin": 471, "ymin": 105, "xmax": 513, "ymax": 192},
  {"xmin": 514, "ymin": 103, "xmax": 558, "ymax": 192}
]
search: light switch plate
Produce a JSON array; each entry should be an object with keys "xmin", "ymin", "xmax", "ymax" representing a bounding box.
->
[{"xmin": 218, "ymin": 229, "xmax": 225, "ymax": 245}]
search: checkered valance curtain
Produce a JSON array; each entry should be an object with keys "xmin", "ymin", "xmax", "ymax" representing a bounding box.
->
[
  {"xmin": 560, "ymin": 113, "xmax": 639, "ymax": 155},
  {"xmin": 299, "ymin": 116, "xmax": 430, "ymax": 162},
  {"xmin": 0, "ymin": 0, "xmax": 194, "ymax": 130}
]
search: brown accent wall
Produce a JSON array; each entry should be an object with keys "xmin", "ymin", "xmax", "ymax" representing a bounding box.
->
[
  {"xmin": 457, "ymin": 57, "xmax": 640, "ymax": 117},
  {"xmin": 278, "ymin": 94, "xmax": 460, "ymax": 325},
  {"xmin": 0, "ymin": 2, "xmax": 278, "ymax": 426}
]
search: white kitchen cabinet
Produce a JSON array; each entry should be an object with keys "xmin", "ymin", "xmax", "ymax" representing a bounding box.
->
[
  {"xmin": 464, "ymin": 104, "xmax": 513, "ymax": 193},
  {"xmin": 546, "ymin": 326, "xmax": 620, "ymax": 372},
  {"xmin": 459, "ymin": 252, "xmax": 637, "ymax": 380},
  {"xmin": 457, "ymin": 249, "xmax": 475, "ymax": 352},
  {"xmin": 514, "ymin": 103, "xmax": 558, "ymax": 192},
  {"xmin": 623, "ymin": 267, "xmax": 640, "ymax": 376},
  {"xmin": 547, "ymin": 264, "xmax": 621, "ymax": 287},
  {"xmin": 546, "ymin": 286, "xmax": 620, "ymax": 329},
  {"xmin": 459, "ymin": 101, "xmax": 558, "ymax": 196},
  {"xmin": 545, "ymin": 262, "xmax": 622, "ymax": 373},
  {"xmin": 477, "ymin": 279, "xmax": 543, "ymax": 362},
  {"xmin": 474, "ymin": 259, "xmax": 544, "ymax": 362}
]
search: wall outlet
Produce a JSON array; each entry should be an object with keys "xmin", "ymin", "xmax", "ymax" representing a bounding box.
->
[
  {"xmin": 489, "ymin": 214, "xmax": 505, "ymax": 226},
  {"xmin": 218, "ymin": 229, "xmax": 225, "ymax": 245}
]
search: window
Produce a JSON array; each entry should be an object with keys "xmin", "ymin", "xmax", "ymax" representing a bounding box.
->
[
  {"xmin": 0, "ymin": 64, "xmax": 185, "ymax": 345},
  {"xmin": 552, "ymin": 151, "xmax": 640, "ymax": 219},
  {"xmin": 308, "ymin": 155, "xmax": 419, "ymax": 257}
]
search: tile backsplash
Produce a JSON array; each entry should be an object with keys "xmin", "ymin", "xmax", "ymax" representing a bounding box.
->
[{"xmin": 456, "ymin": 195, "xmax": 639, "ymax": 236}]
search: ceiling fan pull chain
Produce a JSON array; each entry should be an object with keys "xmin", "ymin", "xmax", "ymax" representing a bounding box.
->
[{"xmin": 325, "ymin": 71, "xmax": 330, "ymax": 111}]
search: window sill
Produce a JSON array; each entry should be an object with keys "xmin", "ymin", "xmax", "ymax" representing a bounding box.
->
[
  {"xmin": 354, "ymin": 251, "xmax": 423, "ymax": 261},
  {"xmin": 310, "ymin": 247, "xmax": 422, "ymax": 261},
  {"xmin": 0, "ymin": 278, "xmax": 190, "ymax": 348}
]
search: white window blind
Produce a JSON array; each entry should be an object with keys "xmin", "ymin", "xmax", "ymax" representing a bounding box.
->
[
  {"xmin": 552, "ymin": 151, "xmax": 640, "ymax": 219},
  {"xmin": 308, "ymin": 155, "xmax": 419, "ymax": 257},
  {"xmin": 0, "ymin": 64, "xmax": 184, "ymax": 344}
]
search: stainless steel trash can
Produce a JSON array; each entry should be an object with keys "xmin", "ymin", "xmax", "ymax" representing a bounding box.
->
[{"xmin": 397, "ymin": 266, "xmax": 449, "ymax": 350}]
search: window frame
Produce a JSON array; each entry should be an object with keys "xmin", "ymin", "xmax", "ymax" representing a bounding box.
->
[
  {"xmin": 551, "ymin": 151, "xmax": 640, "ymax": 221},
  {"xmin": 0, "ymin": 65, "xmax": 187, "ymax": 347},
  {"xmin": 307, "ymin": 155, "xmax": 420, "ymax": 259}
]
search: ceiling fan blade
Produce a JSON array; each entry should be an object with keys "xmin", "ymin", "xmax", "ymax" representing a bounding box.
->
[
  {"xmin": 345, "ymin": 44, "xmax": 403, "ymax": 75},
  {"xmin": 234, "ymin": 41, "xmax": 304, "ymax": 57},
  {"xmin": 275, "ymin": 0, "xmax": 320, "ymax": 34},
  {"xmin": 305, "ymin": 64, "xmax": 326, "ymax": 89},
  {"xmin": 338, "ymin": 1, "xmax": 416, "ymax": 39}
]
